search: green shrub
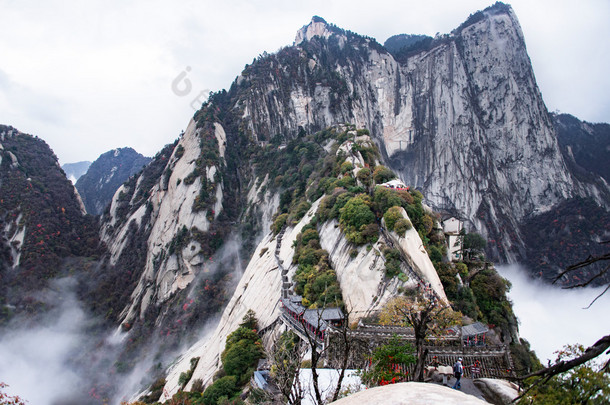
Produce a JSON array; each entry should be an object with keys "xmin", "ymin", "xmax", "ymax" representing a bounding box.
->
[
  {"xmin": 292, "ymin": 219, "xmax": 344, "ymax": 309},
  {"xmin": 427, "ymin": 245, "xmax": 444, "ymax": 263},
  {"xmin": 300, "ymin": 229, "xmax": 320, "ymax": 246},
  {"xmin": 178, "ymin": 357, "xmax": 200, "ymax": 389},
  {"xmin": 337, "ymin": 175, "xmax": 356, "ymax": 189},
  {"xmin": 175, "ymin": 144, "xmax": 185, "ymax": 158},
  {"xmin": 191, "ymin": 378, "xmax": 204, "ymax": 393},
  {"xmin": 385, "ymin": 260, "xmax": 401, "ymax": 278},
  {"xmin": 201, "ymin": 376, "xmax": 238, "ymax": 405},
  {"xmin": 383, "ymin": 206, "xmax": 403, "ymax": 231},
  {"xmin": 317, "ymin": 194, "xmax": 336, "ymax": 221},
  {"xmin": 397, "ymin": 189, "xmax": 413, "ymax": 205},
  {"xmin": 383, "ymin": 248, "xmax": 402, "ymax": 278},
  {"xmin": 373, "ymin": 165, "xmax": 395, "ymax": 184},
  {"xmin": 463, "ymin": 233, "xmax": 487, "ymax": 260},
  {"xmin": 184, "ymin": 169, "xmax": 200, "ymax": 185},
  {"xmin": 410, "ymin": 189, "xmax": 423, "ymax": 204},
  {"xmin": 373, "ymin": 187, "xmax": 403, "ymax": 214},
  {"xmin": 225, "ymin": 326, "xmax": 260, "ymax": 349},
  {"xmin": 359, "ymin": 223, "xmax": 379, "ymax": 244},
  {"xmin": 296, "ymin": 247, "xmax": 325, "ymax": 266},
  {"xmin": 470, "ymin": 269, "xmax": 513, "ymax": 332},
  {"xmin": 394, "ymin": 218, "xmax": 412, "ymax": 236},
  {"xmin": 422, "ymin": 214, "xmax": 435, "ymax": 235},
  {"xmin": 331, "ymin": 191, "xmax": 353, "ymax": 219},
  {"xmin": 339, "ymin": 194, "xmax": 378, "ymax": 245},
  {"xmin": 239, "ymin": 309, "xmax": 259, "ymax": 330},
  {"xmin": 339, "ymin": 195, "xmax": 375, "ymax": 232},
  {"xmin": 272, "ymin": 213, "xmax": 288, "ymax": 234},
  {"xmin": 356, "ymin": 167, "xmax": 371, "ymax": 186},
  {"xmin": 291, "ymin": 200, "xmax": 311, "ymax": 223},
  {"xmin": 340, "ymin": 161, "xmax": 354, "ymax": 174},
  {"xmin": 406, "ymin": 202, "xmax": 424, "ymax": 232},
  {"xmin": 139, "ymin": 377, "xmax": 166, "ymax": 402},
  {"xmin": 221, "ymin": 339, "xmax": 263, "ymax": 382},
  {"xmin": 456, "ymin": 262, "xmax": 468, "ymax": 279}
]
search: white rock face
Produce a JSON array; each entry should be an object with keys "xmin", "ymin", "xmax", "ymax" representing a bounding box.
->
[
  {"xmin": 236, "ymin": 7, "xmax": 606, "ymax": 263},
  {"xmin": 160, "ymin": 232, "xmax": 284, "ymax": 399},
  {"xmin": 3, "ymin": 212, "xmax": 25, "ymax": 267},
  {"xmin": 160, "ymin": 222, "xmax": 293, "ymax": 400},
  {"xmin": 474, "ymin": 378, "xmax": 519, "ymax": 403},
  {"xmin": 330, "ymin": 382, "xmax": 488, "ymax": 405},
  {"xmin": 101, "ymin": 118, "xmax": 229, "ymax": 326},
  {"xmin": 319, "ymin": 219, "xmax": 416, "ymax": 315},
  {"xmin": 294, "ymin": 17, "xmax": 335, "ymax": 45},
  {"xmin": 383, "ymin": 207, "xmax": 447, "ymax": 302}
]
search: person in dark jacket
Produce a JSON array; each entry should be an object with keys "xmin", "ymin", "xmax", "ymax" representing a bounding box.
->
[{"xmin": 452, "ymin": 358, "xmax": 463, "ymax": 389}]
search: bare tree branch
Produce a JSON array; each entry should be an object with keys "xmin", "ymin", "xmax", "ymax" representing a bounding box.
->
[
  {"xmin": 562, "ymin": 263, "xmax": 609, "ymax": 289},
  {"xmin": 583, "ymin": 283, "xmax": 610, "ymax": 309},
  {"xmin": 511, "ymin": 334, "xmax": 610, "ymax": 402},
  {"xmin": 330, "ymin": 309, "xmax": 352, "ymax": 403},
  {"xmin": 553, "ymin": 251, "xmax": 610, "ymax": 286}
]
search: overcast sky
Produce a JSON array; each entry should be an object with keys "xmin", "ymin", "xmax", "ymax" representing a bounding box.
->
[{"xmin": 1, "ymin": 0, "xmax": 608, "ymax": 164}]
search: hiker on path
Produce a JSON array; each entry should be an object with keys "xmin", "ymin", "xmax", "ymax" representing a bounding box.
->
[{"xmin": 452, "ymin": 357, "xmax": 463, "ymax": 390}]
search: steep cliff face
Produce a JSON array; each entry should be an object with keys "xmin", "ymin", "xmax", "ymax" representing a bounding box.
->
[
  {"xmin": 76, "ymin": 147, "xmax": 151, "ymax": 215},
  {"xmin": 97, "ymin": 119, "xmax": 232, "ymax": 328}
]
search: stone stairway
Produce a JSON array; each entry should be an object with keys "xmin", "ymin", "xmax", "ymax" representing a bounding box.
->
[{"xmin": 274, "ymin": 227, "xmax": 292, "ymax": 299}]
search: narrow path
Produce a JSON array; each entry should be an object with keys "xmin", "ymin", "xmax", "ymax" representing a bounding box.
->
[{"xmin": 274, "ymin": 227, "xmax": 291, "ymax": 299}]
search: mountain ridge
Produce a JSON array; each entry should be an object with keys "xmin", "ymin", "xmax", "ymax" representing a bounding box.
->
[
  {"xmin": 1, "ymin": 3, "xmax": 607, "ymax": 402},
  {"xmin": 218, "ymin": 4, "xmax": 608, "ymax": 269},
  {"xmin": 76, "ymin": 147, "xmax": 152, "ymax": 216}
]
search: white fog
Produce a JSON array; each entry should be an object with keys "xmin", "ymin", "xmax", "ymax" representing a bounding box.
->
[{"xmin": 498, "ymin": 264, "xmax": 610, "ymax": 364}]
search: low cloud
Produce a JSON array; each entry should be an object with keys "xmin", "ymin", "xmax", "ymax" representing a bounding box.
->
[
  {"xmin": 498, "ymin": 264, "xmax": 610, "ymax": 364},
  {"xmin": 0, "ymin": 278, "xmax": 91, "ymax": 404}
]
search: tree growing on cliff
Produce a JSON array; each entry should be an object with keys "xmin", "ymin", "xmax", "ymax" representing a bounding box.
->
[
  {"xmin": 379, "ymin": 293, "xmax": 461, "ymax": 382},
  {"xmin": 462, "ymin": 232, "xmax": 487, "ymax": 260}
]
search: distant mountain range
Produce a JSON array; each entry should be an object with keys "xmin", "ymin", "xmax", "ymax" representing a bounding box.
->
[
  {"xmin": 74, "ymin": 148, "xmax": 151, "ymax": 215},
  {"xmin": 61, "ymin": 160, "xmax": 91, "ymax": 183}
]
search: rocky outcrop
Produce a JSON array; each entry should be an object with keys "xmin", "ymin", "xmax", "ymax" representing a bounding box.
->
[
  {"xmin": 160, "ymin": 215, "xmax": 295, "ymax": 399},
  {"xmin": 330, "ymin": 382, "xmax": 488, "ymax": 404},
  {"xmin": 100, "ymin": 118, "xmax": 227, "ymax": 326},
  {"xmin": 474, "ymin": 378, "xmax": 519, "ymax": 404}
]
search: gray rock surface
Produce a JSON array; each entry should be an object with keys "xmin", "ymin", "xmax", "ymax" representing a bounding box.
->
[{"xmin": 330, "ymin": 382, "xmax": 488, "ymax": 404}]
